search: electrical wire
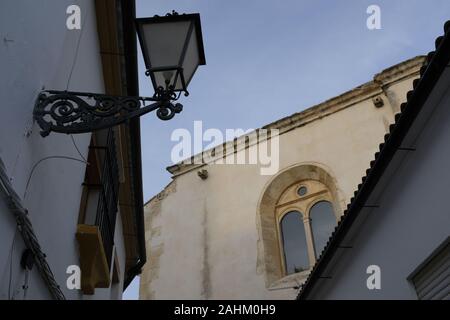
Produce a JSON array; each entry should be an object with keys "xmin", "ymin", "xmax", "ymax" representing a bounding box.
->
[
  {"xmin": 23, "ymin": 155, "xmax": 88, "ymax": 199},
  {"xmin": 7, "ymin": 226, "xmax": 18, "ymax": 300},
  {"xmin": 65, "ymin": 2, "xmax": 89, "ymax": 91},
  {"xmin": 65, "ymin": 6, "xmax": 90, "ymax": 163},
  {"xmin": 0, "ymin": 157, "xmax": 66, "ymax": 300},
  {"xmin": 10, "ymin": 88, "xmax": 41, "ymax": 183},
  {"xmin": 70, "ymin": 135, "xmax": 88, "ymax": 163},
  {"xmin": 22, "ymin": 269, "xmax": 30, "ymax": 300}
]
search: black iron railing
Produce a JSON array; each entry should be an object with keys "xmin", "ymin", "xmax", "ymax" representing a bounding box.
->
[{"xmin": 95, "ymin": 129, "xmax": 120, "ymax": 267}]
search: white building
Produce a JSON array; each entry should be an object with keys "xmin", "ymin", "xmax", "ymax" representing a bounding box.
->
[{"xmin": 0, "ymin": 0, "xmax": 145, "ymax": 299}]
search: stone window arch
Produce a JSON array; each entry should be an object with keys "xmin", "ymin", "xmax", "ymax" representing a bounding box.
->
[
  {"xmin": 257, "ymin": 164, "xmax": 344, "ymax": 288},
  {"xmin": 276, "ymin": 180, "xmax": 339, "ymax": 276}
]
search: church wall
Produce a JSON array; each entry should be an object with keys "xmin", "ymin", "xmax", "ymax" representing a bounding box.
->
[{"xmin": 140, "ymin": 58, "xmax": 423, "ymax": 299}]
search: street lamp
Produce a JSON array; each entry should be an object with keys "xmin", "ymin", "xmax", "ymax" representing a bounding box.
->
[
  {"xmin": 34, "ymin": 11, "xmax": 206, "ymax": 137},
  {"xmin": 136, "ymin": 11, "xmax": 206, "ymax": 97}
]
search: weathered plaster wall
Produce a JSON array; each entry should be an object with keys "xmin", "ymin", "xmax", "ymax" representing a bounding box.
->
[{"xmin": 140, "ymin": 58, "xmax": 423, "ymax": 300}]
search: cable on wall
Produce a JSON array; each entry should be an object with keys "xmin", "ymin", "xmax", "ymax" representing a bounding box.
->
[
  {"xmin": 23, "ymin": 155, "xmax": 88, "ymax": 199},
  {"xmin": 65, "ymin": 0, "xmax": 88, "ymax": 91},
  {"xmin": 0, "ymin": 157, "xmax": 65, "ymax": 300},
  {"xmin": 70, "ymin": 135, "xmax": 88, "ymax": 163},
  {"xmin": 65, "ymin": 4, "xmax": 90, "ymax": 165},
  {"xmin": 7, "ymin": 227, "xmax": 18, "ymax": 300},
  {"xmin": 22, "ymin": 269, "xmax": 30, "ymax": 300}
]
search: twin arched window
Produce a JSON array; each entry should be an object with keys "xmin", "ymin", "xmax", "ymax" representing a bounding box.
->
[{"xmin": 277, "ymin": 181, "xmax": 337, "ymax": 275}]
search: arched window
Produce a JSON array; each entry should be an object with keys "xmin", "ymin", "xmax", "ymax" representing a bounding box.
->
[
  {"xmin": 276, "ymin": 180, "xmax": 338, "ymax": 276},
  {"xmin": 258, "ymin": 164, "xmax": 344, "ymax": 286},
  {"xmin": 280, "ymin": 211, "xmax": 309, "ymax": 274},
  {"xmin": 310, "ymin": 201, "xmax": 336, "ymax": 258}
]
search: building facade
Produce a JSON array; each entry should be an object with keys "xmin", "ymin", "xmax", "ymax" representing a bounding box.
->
[
  {"xmin": 0, "ymin": 0, "xmax": 145, "ymax": 299},
  {"xmin": 140, "ymin": 56, "xmax": 424, "ymax": 299}
]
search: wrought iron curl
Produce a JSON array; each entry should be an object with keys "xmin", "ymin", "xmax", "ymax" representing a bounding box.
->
[
  {"xmin": 156, "ymin": 102, "xmax": 183, "ymax": 121},
  {"xmin": 33, "ymin": 90, "xmax": 184, "ymax": 136}
]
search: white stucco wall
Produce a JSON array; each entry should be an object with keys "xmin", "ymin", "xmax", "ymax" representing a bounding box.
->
[
  {"xmin": 0, "ymin": 0, "xmax": 126, "ymax": 299},
  {"xmin": 141, "ymin": 61, "xmax": 422, "ymax": 300},
  {"xmin": 306, "ymin": 70, "xmax": 450, "ymax": 300}
]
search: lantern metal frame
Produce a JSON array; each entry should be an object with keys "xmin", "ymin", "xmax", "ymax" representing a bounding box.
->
[{"xmin": 135, "ymin": 10, "xmax": 206, "ymax": 96}]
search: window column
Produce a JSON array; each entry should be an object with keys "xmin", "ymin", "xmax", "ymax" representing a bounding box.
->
[{"xmin": 302, "ymin": 216, "xmax": 316, "ymax": 268}]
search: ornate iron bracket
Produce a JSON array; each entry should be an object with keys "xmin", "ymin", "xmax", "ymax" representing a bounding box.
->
[{"xmin": 33, "ymin": 90, "xmax": 183, "ymax": 137}]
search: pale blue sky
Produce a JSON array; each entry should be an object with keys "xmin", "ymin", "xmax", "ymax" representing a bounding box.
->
[{"xmin": 124, "ymin": 0, "xmax": 450, "ymax": 299}]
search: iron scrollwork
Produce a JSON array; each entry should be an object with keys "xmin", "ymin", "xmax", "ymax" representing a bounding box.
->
[{"xmin": 33, "ymin": 90, "xmax": 184, "ymax": 137}]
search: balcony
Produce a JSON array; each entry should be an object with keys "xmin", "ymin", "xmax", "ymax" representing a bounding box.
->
[{"xmin": 77, "ymin": 129, "xmax": 120, "ymax": 294}]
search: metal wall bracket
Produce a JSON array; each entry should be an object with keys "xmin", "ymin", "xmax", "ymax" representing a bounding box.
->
[{"xmin": 33, "ymin": 89, "xmax": 183, "ymax": 137}]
